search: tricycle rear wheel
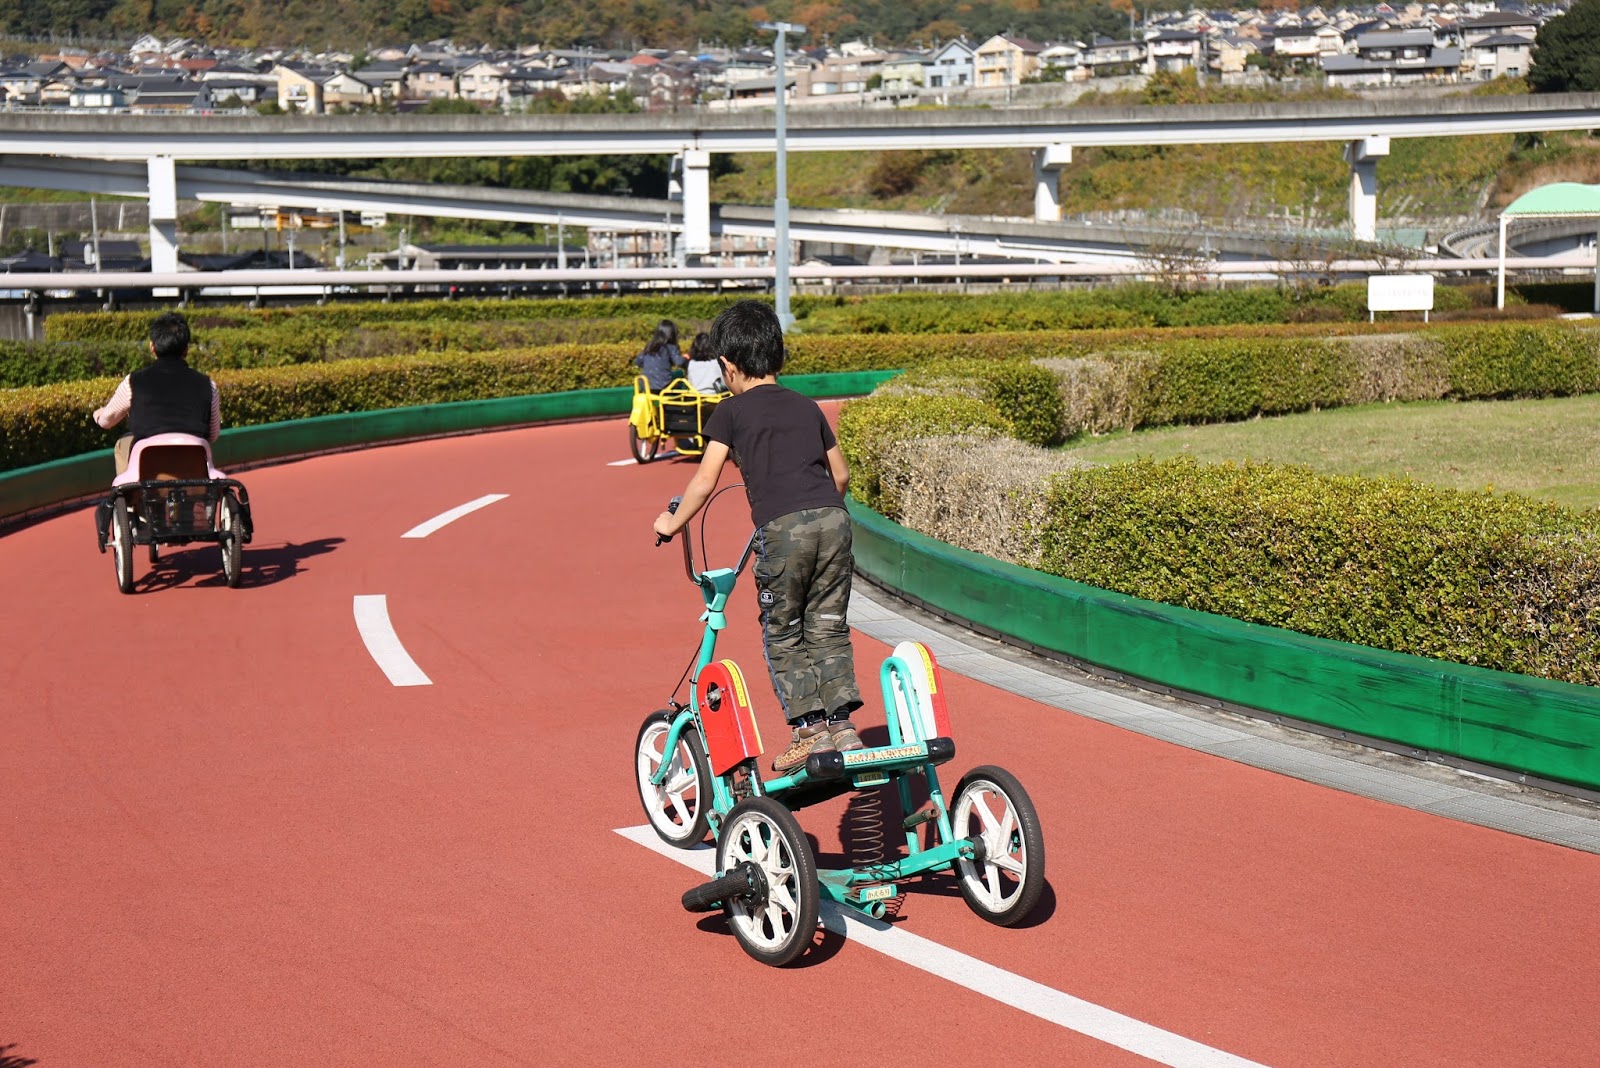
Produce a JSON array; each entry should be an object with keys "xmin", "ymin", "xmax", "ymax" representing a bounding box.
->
[
  {"xmin": 111, "ymin": 499, "xmax": 134, "ymax": 595},
  {"xmin": 219, "ymin": 493, "xmax": 243, "ymax": 588},
  {"xmin": 951, "ymin": 765, "xmax": 1045, "ymax": 927},
  {"xmin": 717, "ymin": 796, "xmax": 819, "ymax": 967}
]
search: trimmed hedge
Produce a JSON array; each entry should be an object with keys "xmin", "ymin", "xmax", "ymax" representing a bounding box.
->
[
  {"xmin": 837, "ymin": 394, "xmax": 1013, "ymax": 516},
  {"xmin": 1030, "ymin": 458, "xmax": 1600, "ymax": 686},
  {"xmin": 8, "ymin": 320, "xmax": 1600, "ymax": 474}
]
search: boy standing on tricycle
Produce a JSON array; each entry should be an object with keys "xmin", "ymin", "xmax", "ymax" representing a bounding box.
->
[{"xmin": 652, "ymin": 301, "xmax": 865, "ymax": 772}]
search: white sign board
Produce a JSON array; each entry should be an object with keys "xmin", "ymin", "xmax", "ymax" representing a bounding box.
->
[{"xmin": 1367, "ymin": 274, "xmax": 1435, "ymax": 317}]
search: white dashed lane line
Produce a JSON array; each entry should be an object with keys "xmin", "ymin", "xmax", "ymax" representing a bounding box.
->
[
  {"xmin": 353, "ymin": 595, "xmax": 432, "ymax": 687},
  {"xmin": 401, "ymin": 494, "xmax": 509, "ymax": 539},
  {"xmin": 615, "ymin": 825, "xmax": 1271, "ymax": 1068}
]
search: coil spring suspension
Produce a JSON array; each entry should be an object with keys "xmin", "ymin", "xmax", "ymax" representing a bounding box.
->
[{"xmin": 847, "ymin": 790, "xmax": 887, "ymax": 869}]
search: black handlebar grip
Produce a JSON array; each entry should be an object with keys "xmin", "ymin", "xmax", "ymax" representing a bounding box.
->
[
  {"xmin": 656, "ymin": 496, "xmax": 684, "ymax": 546},
  {"xmin": 680, "ymin": 862, "xmax": 764, "ymax": 913}
]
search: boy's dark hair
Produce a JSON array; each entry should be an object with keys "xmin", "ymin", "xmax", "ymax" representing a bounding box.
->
[
  {"xmin": 707, "ymin": 300, "xmax": 784, "ymax": 378},
  {"xmin": 149, "ymin": 312, "xmax": 191, "ymax": 359}
]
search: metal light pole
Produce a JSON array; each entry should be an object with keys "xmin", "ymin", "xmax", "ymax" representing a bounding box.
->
[{"xmin": 759, "ymin": 20, "xmax": 805, "ymax": 330}]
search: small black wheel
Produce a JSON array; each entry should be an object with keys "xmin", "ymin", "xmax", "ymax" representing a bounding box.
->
[
  {"xmin": 635, "ymin": 710, "xmax": 712, "ymax": 847},
  {"xmin": 219, "ymin": 493, "xmax": 243, "ymax": 588},
  {"xmin": 629, "ymin": 424, "xmax": 659, "ymax": 464},
  {"xmin": 950, "ymin": 765, "xmax": 1046, "ymax": 927},
  {"xmin": 111, "ymin": 499, "xmax": 134, "ymax": 595},
  {"xmin": 717, "ymin": 796, "xmax": 819, "ymax": 967},
  {"xmin": 148, "ymin": 543, "xmax": 160, "ymax": 565}
]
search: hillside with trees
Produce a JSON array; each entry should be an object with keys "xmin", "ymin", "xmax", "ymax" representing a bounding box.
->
[{"xmin": 0, "ymin": 0, "xmax": 1127, "ymax": 51}]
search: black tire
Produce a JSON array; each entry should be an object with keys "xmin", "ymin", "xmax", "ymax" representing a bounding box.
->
[
  {"xmin": 635, "ymin": 710, "xmax": 712, "ymax": 847},
  {"xmin": 219, "ymin": 493, "xmax": 243, "ymax": 588},
  {"xmin": 950, "ymin": 765, "xmax": 1046, "ymax": 927},
  {"xmin": 717, "ymin": 796, "xmax": 819, "ymax": 967},
  {"xmin": 112, "ymin": 499, "xmax": 134, "ymax": 595},
  {"xmin": 148, "ymin": 543, "xmax": 160, "ymax": 565},
  {"xmin": 629, "ymin": 424, "xmax": 658, "ymax": 464}
]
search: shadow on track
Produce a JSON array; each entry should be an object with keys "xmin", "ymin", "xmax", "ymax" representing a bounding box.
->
[
  {"xmin": 0, "ymin": 1043, "xmax": 39, "ymax": 1067},
  {"xmin": 134, "ymin": 536, "xmax": 345, "ymax": 592}
]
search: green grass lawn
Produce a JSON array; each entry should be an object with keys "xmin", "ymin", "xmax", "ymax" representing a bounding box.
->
[{"xmin": 1059, "ymin": 395, "xmax": 1600, "ymax": 511}]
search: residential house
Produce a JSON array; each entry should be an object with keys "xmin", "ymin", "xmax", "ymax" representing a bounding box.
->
[
  {"xmin": 274, "ymin": 63, "xmax": 335, "ymax": 113},
  {"xmin": 1321, "ymin": 28, "xmax": 1462, "ymax": 85},
  {"xmin": 924, "ymin": 39, "xmax": 975, "ymax": 88},
  {"xmin": 401, "ymin": 61, "xmax": 462, "ymax": 102},
  {"xmin": 973, "ymin": 34, "xmax": 1044, "ymax": 87},
  {"xmin": 1145, "ymin": 29, "xmax": 1208, "ymax": 73},
  {"xmin": 322, "ymin": 70, "xmax": 380, "ymax": 109},
  {"xmin": 121, "ymin": 75, "xmax": 213, "ymax": 111},
  {"xmin": 879, "ymin": 51, "xmax": 928, "ymax": 94},
  {"xmin": 1469, "ymin": 33, "xmax": 1533, "ymax": 80},
  {"xmin": 456, "ymin": 59, "xmax": 507, "ymax": 106},
  {"xmin": 1039, "ymin": 42, "xmax": 1088, "ymax": 79},
  {"xmin": 1082, "ymin": 36, "xmax": 1148, "ymax": 74},
  {"xmin": 1270, "ymin": 26, "xmax": 1323, "ymax": 58}
]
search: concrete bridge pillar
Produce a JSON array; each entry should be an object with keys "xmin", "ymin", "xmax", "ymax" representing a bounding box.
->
[
  {"xmin": 1033, "ymin": 143, "xmax": 1072, "ymax": 223},
  {"xmin": 679, "ymin": 148, "xmax": 711, "ymax": 257},
  {"xmin": 1344, "ymin": 136, "xmax": 1390, "ymax": 243},
  {"xmin": 147, "ymin": 155, "xmax": 179, "ymax": 295}
]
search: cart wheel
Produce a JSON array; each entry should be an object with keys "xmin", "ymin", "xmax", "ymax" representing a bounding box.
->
[
  {"xmin": 635, "ymin": 710, "xmax": 711, "ymax": 847},
  {"xmin": 951, "ymin": 765, "xmax": 1045, "ymax": 927},
  {"xmin": 219, "ymin": 493, "xmax": 243, "ymax": 588},
  {"xmin": 629, "ymin": 424, "xmax": 659, "ymax": 464},
  {"xmin": 148, "ymin": 543, "xmax": 160, "ymax": 565},
  {"xmin": 111, "ymin": 499, "xmax": 134, "ymax": 595},
  {"xmin": 718, "ymin": 796, "xmax": 819, "ymax": 967}
]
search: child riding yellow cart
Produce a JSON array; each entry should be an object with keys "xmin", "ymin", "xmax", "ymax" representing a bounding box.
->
[{"xmin": 627, "ymin": 375, "xmax": 730, "ymax": 464}]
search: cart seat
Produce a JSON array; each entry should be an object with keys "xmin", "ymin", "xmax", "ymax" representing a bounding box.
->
[{"xmin": 113, "ymin": 433, "xmax": 226, "ymax": 487}]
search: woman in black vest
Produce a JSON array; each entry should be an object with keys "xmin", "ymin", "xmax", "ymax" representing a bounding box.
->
[{"xmin": 93, "ymin": 311, "xmax": 221, "ymax": 476}]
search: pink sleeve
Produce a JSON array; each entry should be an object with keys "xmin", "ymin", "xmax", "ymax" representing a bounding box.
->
[{"xmin": 93, "ymin": 377, "xmax": 132, "ymax": 429}]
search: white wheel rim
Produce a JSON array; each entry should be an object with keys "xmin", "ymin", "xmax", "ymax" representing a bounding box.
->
[
  {"xmin": 111, "ymin": 512, "xmax": 127, "ymax": 577},
  {"xmin": 722, "ymin": 811, "xmax": 803, "ymax": 951},
  {"xmin": 636, "ymin": 722, "xmax": 701, "ymax": 839},
  {"xmin": 954, "ymin": 782, "xmax": 1027, "ymax": 913}
]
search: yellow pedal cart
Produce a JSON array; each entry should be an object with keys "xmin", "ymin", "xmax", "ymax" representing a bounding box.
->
[{"xmin": 628, "ymin": 375, "xmax": 729, "ymax": 464}]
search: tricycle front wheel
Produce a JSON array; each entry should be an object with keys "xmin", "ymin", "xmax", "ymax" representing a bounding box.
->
[
  {"xmin": 635, "ymin": 710, "xmax": 711, "ymax": 847},
  {"xmin": 111, "ymin": 499, "xmax": 134, "ymax": 595},
  {"xmin": 718, "ymin": 796, "xmax": 819, "ymax": 967},
  {"xmin": 951, "ymin": 765, "xmax": 1045, "ymax": 926}
]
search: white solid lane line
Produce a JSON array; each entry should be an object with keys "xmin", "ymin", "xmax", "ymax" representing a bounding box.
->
[
  {"xmin": 353, "ymin": 595, "xmax": 432, "ymax": 687},
  {"xmin": 401, "ymin": 494, "xmax": 509, "ymax": 539},
  {"xmin": 614, "ymin": 825, "xmax": 1270, "ymax": 1068}
]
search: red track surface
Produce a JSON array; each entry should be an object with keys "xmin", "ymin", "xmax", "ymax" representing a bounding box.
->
[{"xmin": 4, "ymin": 415, "xmax": 1599, "ymax": 1067}]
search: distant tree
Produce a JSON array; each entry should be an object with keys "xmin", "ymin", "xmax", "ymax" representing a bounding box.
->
[
  {"xmin": 1529, "ymin": 0, "xmax": 1600, "ymax": 92},
  {"xmin": 419, "ymin": 96, "xmax": 484, "ymax": 114}
]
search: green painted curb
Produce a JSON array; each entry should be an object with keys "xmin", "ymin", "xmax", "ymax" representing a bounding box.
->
[
  {"xmin": 848, "ymin": 498, "xmax": 1600, "ymax": 791},
  {"xmin": 0, "ymin": 371, "xmax": 901, "ymax": 523}
]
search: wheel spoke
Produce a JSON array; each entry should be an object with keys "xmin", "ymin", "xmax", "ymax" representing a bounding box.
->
[
  {"xmin": 984, "ymin": 863, "xmax": 1003, "ymax": 905},
  {"xmin": 667, "ymin": 791, "xmax": 693, "ymax": 826},
  {"xmin": 992, "ymin": 851, "xmax": 1026, "ymax": 877},
  {"xmin": 973, "ymin": 792, "xmax": 1001, "ymax": 835},
  {"xmin": 663, "ymin": 767, "xmax": 696, "ymax": 794}
]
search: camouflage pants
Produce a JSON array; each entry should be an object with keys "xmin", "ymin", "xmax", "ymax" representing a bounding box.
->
[{"xmin": 754, "ymin": 506, "xmax": 862, "ymax": 724}]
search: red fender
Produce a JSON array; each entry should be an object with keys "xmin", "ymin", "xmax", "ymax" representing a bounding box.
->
[{"xmin": 695, "ymin": 660, "xmax": 764, "ymax": 776}]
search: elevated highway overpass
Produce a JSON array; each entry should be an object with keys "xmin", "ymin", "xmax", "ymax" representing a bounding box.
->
[
  {"xmin": 0, "ymin": 157, "xmax": 1338, "ymax": 267},
  {"xmin": 2, "ymin": 93, "xmax": 1597, "ymax": 278}
]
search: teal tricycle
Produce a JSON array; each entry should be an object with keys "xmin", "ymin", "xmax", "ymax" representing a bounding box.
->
[{"xmin": 634, "ymin": 494, "xmax": 1046, "ymax": 966}]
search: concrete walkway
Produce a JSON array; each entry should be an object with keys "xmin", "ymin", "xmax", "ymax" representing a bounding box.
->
[{"xmin": 850, "ymin": 583, "xmax": 1600, "ymax": 856}]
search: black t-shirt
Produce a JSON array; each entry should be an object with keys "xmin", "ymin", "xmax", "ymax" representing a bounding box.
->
[{"xmin": 703, "ymin": 384, "xmax": 843, "ymax": 528}]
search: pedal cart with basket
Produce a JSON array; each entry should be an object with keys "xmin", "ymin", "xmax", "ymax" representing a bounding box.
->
[
  {"xmin": 95, "ymin": 432, "xmax": 255, "ymax": 594},
  {"xmin": 627, "ymin": 375, "xmax": 730, "ymax": 464},
  {"xmin": 634, "ymin": 495, "xmax": 1045, "ymax": 966}
]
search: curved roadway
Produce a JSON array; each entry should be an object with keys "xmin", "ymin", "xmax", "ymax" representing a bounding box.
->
[{"xmin": 3, "ymin": 412, "xmax": 1598, "ymax": 1066}]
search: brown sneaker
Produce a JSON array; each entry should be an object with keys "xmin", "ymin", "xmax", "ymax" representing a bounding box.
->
[
  {"xmin": 771, "ymin": 723, "xmax": 835, "ymax": 773},
  {"xmin": 829, "ymin": 719, "xmax": 865, "ymax": 753}
]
